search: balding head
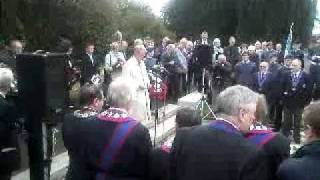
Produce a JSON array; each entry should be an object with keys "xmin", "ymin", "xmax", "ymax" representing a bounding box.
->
[
  {"xmin": 10, "ymin": 40, "xmax": 23, "ymax": 54},
  {"xmin": 133, "ymin": 44, "xmax": 147, "ymax": 61},
  {"xmin": 217, "ymin": 54, "xmax": 227, "ymax": 63},
  {"xmin": 259, "ymin": 61, "xmax": 269, "ymax": 72},
  {"xmin": 291, "ymin": 59, "xmax": 302, "ymax": 72}
]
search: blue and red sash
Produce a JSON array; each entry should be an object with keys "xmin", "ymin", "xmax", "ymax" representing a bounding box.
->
[
  {"xmin": 96, "ymin": 108, "xmax": 138, "ymax": 180},
  {"xmin": 245, "ymin": 130, "xmax": 275, "ymax": 147},
  {"xmin": 208, "ymin": 119, "xmax": 242, "ymax": 136}
]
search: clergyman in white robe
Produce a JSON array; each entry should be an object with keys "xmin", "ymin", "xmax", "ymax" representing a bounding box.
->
[{"xmin": 122, "ymin": 46, "xmax": 151, "ymax": 122}]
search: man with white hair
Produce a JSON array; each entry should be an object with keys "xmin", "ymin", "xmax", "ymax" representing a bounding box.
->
[
  {"xmin": 170, "ymin": 85, "xmax": 268, "ymax": 180},
  {"xmin": 224, "ymin": 36, "xmax": 241, "ymax": 69},
  {"xmin": 122, "ymin": 44, "xmax": 151, "ymax": 121},
  {"xmin": 212, "ymin": 38, "xmax": 224, "ymax": 62},
  {"xmin": 211, "ymin": 54, "xmax": 232, "ymax": 103},
  {"xmin": 0, "ymin": 68, "xmax": 20, "ymax": 180}
]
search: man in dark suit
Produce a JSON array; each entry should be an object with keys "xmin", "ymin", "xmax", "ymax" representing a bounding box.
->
[
  {"xmin": 282, "ymin": 59, "xmax": 313, "ymax": 144},
  {"xmin": 224, "ymin": 36, "xmax": 241, "ymax": 69},
  {"xmin": 268, "ymin": 55, "xmax": 286, "ymax": 131},
  {"xmin": 275, "ymin": 43, "xmax": 284, "ymax": 64},
  {"xmin": 292, "ymin": 43, "xmax": 304, "ymax": 68},
  {"xmin": 248, "ymin": 45, "xmax": 260, "ymax": 68},
  {"xmin": 310, "ymin": 56, "xmax": 320, "ymax": 100},
  {"xmin": 235, "ymin": 51, "xmax": 257, "ymax": 90},
  {"xmin": 170, "ymin": 85, "xmax": 268, "ymax": 180},
  {"xmin": 193, "ymin": 31, "xmax": 213, "ymax": 92},
  {"xmin": 80, "ymin": 43, "xmax": 101, "ymax": 86},
  {"xmin": 253, "ymin": 61, "xmax": 272, "ymax": 94},
  {"xmin": 0, "ymin": 68, "xmax": 20, "ymax": 180},
  {"xmin": 210, "ymin": 54, "xmax": 232, "ymax": 104},
  {"xmin": 278, "ymin": 101, "xmax": 320, "ymax": 180}
]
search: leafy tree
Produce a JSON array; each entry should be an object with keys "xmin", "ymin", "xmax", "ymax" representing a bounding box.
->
[
  {"xmin": 0, "ymin": 0, "xmax": 173, "ymax": 51},
  {"xmin": 164, "ymin": 0, "xmax": 317, "ymax": 46}
]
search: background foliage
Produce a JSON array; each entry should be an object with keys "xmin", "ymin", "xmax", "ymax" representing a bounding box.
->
[
  {"xmin": 0, "ymin": 0, "xmax": 174, "ymax": 52},
  {"xmin": 163, "ymin": 0, "xmax": 318, "ymax": 47}
]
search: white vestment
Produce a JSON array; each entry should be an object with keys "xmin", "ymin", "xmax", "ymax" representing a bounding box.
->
[{"xmin": 122, "ymin": 56, "xmax": 151, "ymax": 122}]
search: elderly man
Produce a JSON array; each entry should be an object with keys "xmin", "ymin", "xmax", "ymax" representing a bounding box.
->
[
  {"xmin": 212, "ymin": 38, "xmax": 224, "ymax": 61},
  {"xmin": 282, "ymin": 59, "xmax": 313, "ymax": 144},
  {"xmin": 122, "ymin": 44, "xmax": 151, "ymax": 122},
  {"xmin": 0, "ymin": 68, "xmax": 20, "ymax": 180},
  {"xmin": 224, "ymin": 36, "xmax": 241, "ymax": 68},
  {"xmin": 253, "ymin": 61, "xmax": 272, "ymax": 94},
  {"xmin": 161, "ymin": 43, "xmax": 187, "ymax": 101},
  {"xmin": 211, "ymin": 54, "xmax": 232, "ymax": 103},
  {"xmin": 170, "ymin": 85, "xmax": 267, "ymax": 180},
  {"xmin": 278, "ymin": 101, "xmax": 320, "ymax": 180}
]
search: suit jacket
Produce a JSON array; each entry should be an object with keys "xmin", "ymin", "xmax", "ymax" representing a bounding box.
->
[
  {"xmin": 169, "ymin": 121, "xmax": 268, "ymax": 180},
  {"xmin": 224, "ymin": 46, "xmax": 241, "ymax": 67},
  {"xmin": 193, "ymin": 39, "xmax": 213, "ymax": 68},
  {"xmin": 0, "ymin": 96, "xmax": 20, "ymax": 173},
  {"xmin": 80, "ymin": 53, "xmax": 100, "ymax": 85},
  {"xmin": 253, "ymin": 71, "xmax": 272, "ymax": 94},
  {"xmin": 276, "ymin": 51, "xmax": 284, "ymax": 64},
  {"xmin": 277, "ymin": 140, "xmax": 320, "ymax": 180},
  {"xmin": 235, "ymin": 61, "xmax": 257, "ymax": 89},
  {"xmin": 282, "ymin": 71, "xmax": 313, "ymax": 110},
  {"xmin": 267, "ymin": 63, "xmax": 284, "ymax": 101},
  {"xmin": 211, "ymin": 61, "xmax": 232, "ymax": 87}
]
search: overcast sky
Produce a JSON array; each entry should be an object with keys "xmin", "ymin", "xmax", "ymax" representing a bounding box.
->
[{"xmin": 145, "ymin": 0, "xmax": 170, "ymax": 16}]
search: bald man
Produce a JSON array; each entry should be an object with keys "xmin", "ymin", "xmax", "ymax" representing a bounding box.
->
[{"xmin": 282, "ymin": 59, "xmax": 313, "ymax": 144}]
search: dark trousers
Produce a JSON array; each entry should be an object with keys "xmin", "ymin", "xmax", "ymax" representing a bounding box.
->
[
  {"xmin": 268, "ymin": 101, "xmax": 283, "ymax": 131},
  {"xmin": 194, "ymin": 69, "xmax": 203, "ymax": 92},
  {"xmin": 178, "ymin": 73, "xmax": 187, "ymax": 96},
  {"xmin": 167, "ymin": 73, "xmax": 180, "ymax": 101},
  {"xmin": 314, "ymin": 87, "xmax": 320, "ymax": 101},
  {"xmin": 0, "ymin": 173, "xmax": 11, "ymax": 180},
  {"xmin": 282, "ymin": 107, "xmax": 303, "ymax": 143}
]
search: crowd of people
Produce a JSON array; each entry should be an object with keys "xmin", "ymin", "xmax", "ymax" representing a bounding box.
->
[{"xmin": 0, "ymin": 30, "xmax": 320, "ymax": 180}]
